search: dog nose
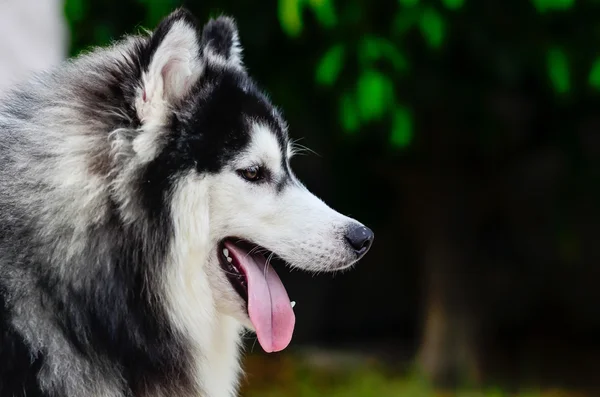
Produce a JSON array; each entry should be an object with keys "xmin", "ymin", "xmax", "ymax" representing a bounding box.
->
[{"xmin": 345, "ymin": 224, "xmax": 374, "ymax": 258}]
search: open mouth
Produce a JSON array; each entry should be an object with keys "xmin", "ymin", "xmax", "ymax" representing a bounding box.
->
[{"xmin": 218, "ymin": 238, "xmax": 295, "ymax": 353}]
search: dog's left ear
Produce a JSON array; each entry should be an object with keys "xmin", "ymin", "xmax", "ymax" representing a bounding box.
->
[{"xmin": 200, "ymin": 16, "xmax": 244, "ymax": 70}]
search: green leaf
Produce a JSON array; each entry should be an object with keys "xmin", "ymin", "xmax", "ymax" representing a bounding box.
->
[
  {"xmin": 532, "ymin": 0, "xmax": 575, "ymax": 13},
  {"xmin": 547, "ymin": 47, "xmax": 570, "ymax": 94},
  {"xmin": 531, "ymin": 0, "xmax": 547, "ymax": 12},
  {"xmin": 392, "ymin": 8, "xmax": 421, "ymax": 37},
  {"xmin": 589, "ymin": 57, "xmax": 600, "ymax": 89},
  {"xmin": 358, "ymin": 37, "xmax": 409, "ymax": 73},
  {"xmin": 279, "ymin": 0, "xmax": 304, "ymax": 37},
  {"xmin": 380, "ymin": 42, "xmax": 409, "ymax": 73},
  {"xmin": 419, "ymin": 7, "xmax": 445, "ymax": 49},
  {"xmin": 558, "ymin": 0, "xmax": 576, "ymax": 9},
  {"xmin": 398, "ymin": 0, "xmax": 420, "ymax": 7},
  {"xmin": 308, "ymin": 0, "xmax": 337, "ymax": 28},
  {"xmin": 356, "ymin": 70, "xmax": 394, "ymax": 122},
  {"xmin": 391, "ymin": 106, "xmax": 413, "ymax": 148},
  {"xmin": 316, "ymin": 45, "xmax": 345, "ymax": 86},
  {"xmin": 340, "ymin": 93, "xmax": 360, "ymax": 133},
  {"xmin": 441, "ymin": 0, "xmax": 465, "ymax": 10},
  {"xmin": 358, "ymin": 37, "xmax": 381, "ymax": 66}
]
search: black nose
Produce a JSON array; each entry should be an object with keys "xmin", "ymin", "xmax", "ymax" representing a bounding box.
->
[{"xmin": 345, "ymin": 224, "xmax": 374, "ymax": 258}]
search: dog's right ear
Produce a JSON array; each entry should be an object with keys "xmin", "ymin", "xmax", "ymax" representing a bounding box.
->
[{"xmin": 136, "ymin": 8, "xmax": 203, "ymax": 125}]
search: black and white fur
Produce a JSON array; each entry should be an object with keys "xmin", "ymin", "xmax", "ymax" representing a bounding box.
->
[{"xmin": 0, "ymin": 9, "xmax": 373, "ymax": 397}]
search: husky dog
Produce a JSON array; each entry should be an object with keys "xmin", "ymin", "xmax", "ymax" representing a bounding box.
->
[{"xmin": 0, "ymin": 8, "xmax": 374, "ymax": 397}]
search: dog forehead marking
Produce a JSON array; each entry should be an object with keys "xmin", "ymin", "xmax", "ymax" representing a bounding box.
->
[{"xmin": 244, "ymin": 123, "xmax": 286, "ymax": 170}]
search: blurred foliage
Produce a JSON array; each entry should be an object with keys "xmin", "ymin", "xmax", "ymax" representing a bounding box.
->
[
  {"xmin": 531, "ymin": 0, "xmax": 575, "ymax": 13},
  {"xmin": 588, "ymin": 58, "xmax": 600, "ymax": 89},
  {"xmin": 315, "ymin": 44, "xmax": 345, "ymax": 86},
  {"xmin": 276, "ymin": 0, "xmax": 598, "ymax": 150},
  {"xmin": 277, "ymin": 0, "xmax": 464, "ymax": 148},
  {"xmin": 64, "ymin": 0, "xmax": 595, "ymax": 152},
  {"xmin": 278, "ymin": 0, "xmax": 304, "ymax": 37},
  {"xmin": 547, "ymin": 48, "xmax": 570, "ymax": 94}
]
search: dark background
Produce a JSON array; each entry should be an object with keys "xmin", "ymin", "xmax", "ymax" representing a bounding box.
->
[{"xmin": 64, "ymin": 0, "xmax": 600, "ymax": 394}]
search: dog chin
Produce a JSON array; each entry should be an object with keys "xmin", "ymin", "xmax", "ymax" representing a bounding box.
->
[
  {"xmin": 234, "ymin": 311, "xmax": 254, "ymax": 331},
  {"xmin": 214, "ymin": 289, "xmax": 253, "ymax": 327}
]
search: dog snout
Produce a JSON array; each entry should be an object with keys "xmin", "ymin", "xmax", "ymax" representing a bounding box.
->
[{"xmin": 344, "ymin": 224, "xmax": 374, "ymax": 259}]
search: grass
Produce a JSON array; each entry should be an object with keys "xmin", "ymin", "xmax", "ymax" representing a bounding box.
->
[{"xmin": 240, "ymin": 352, "xmax": 588, "ymax": 397}]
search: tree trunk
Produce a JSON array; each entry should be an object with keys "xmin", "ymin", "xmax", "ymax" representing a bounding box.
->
[
  {"xmin": 417, "ymin": 231, "xmax": 481, "ymax": 386},
  {"xmin": 399, "ymin": 169, "xmax": 482, "ymax": 386}
]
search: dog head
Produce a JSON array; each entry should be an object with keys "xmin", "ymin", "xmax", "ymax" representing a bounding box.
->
[{"xmin": 111, "ymin": 9, "xmax": 373, "ymax": 352}]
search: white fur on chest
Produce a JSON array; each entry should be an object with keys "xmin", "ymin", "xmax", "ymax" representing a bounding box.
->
[
  {"xmin": 165, "ymin": 247, "xmax": 244, "ymax": 397},
  {"xmin": 166, "ymin": 174, "xmax": 245, "ymax": 397},
  {"xmin": 196, "ymin": 315, "xmax": 244, "ymax": 397}
]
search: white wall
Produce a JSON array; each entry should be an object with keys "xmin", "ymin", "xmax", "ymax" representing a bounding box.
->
[{"xmin": 0, "ymin": 0, "xmax": 67, "ymax": 94}]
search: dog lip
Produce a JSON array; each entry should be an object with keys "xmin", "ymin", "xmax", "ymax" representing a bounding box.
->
[{"xmin": 218, "ymin": 239, "xmax": 249, "ymax": 303}]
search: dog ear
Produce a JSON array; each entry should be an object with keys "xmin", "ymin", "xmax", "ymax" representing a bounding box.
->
[
  {"xmin": 200, "ymin": 16, "xmax": 244, "ymax": 70},
  {"xmin": 136, "ymin": 8, "xmax": 203, "ymax": 124}
]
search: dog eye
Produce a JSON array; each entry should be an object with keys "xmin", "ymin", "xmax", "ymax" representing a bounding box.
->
[{"xmin": 238, "ymin": 166, "xmax": 264, "ymax": 182}]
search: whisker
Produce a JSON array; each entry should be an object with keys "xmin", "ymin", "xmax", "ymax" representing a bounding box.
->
[
  {"xmin": 250, "ymin": 336, "xmax": 258, "ymax": 353},
  {"xmin": 263, "ymin": 252, "xmax": 275, "ymax": 278},
  {"xmin": 290, "ymin": 142, "xmax": 320, "ymax": 158},
  {"xmin": 221, "ymin": 269, "xmax": 243, "ymax": 277}
]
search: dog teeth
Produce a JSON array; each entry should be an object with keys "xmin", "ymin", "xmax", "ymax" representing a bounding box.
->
[
  {"xmin": 222, "ymin": 248, "xmax": 234, "ymax": 264},
  {"xmin": 291, "ymin": 301, "xmax": 296, "ymax": 308}
]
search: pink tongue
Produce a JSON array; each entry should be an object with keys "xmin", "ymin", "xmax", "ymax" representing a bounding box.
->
[{"xmin": 224, "ymin": 242, "xmax": 295, "ymax": 353}]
